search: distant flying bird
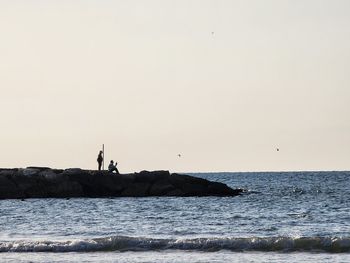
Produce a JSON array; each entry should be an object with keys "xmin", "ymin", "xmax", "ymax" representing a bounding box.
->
[
  {"xmin": 276, "ymin": 148, "xmax": 280, "ymax": 152},
  {"xmin": 178, "ymin": 154, "xmax": 182, "ymax": 158}
]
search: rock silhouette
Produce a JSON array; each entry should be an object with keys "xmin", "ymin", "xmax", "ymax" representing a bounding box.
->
[{"xmin": 0, "ymin": 167, "xmax": 242, "ymax": 199}]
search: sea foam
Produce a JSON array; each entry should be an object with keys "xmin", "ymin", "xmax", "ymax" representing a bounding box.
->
[{"xmin": 0, "ymin": 236, "xmax": 349, "ymax": 253}]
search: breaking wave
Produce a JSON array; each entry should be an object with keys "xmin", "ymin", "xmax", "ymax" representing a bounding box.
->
[{"xmin": 1, "ymin": 236, "xmax": 349, "ymax": 253}]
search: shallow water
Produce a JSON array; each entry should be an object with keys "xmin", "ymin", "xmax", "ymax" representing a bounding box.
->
[
  {"xmin": 2, "ymin": 251, "xmax": 350, "ymax": 263},
  {"xmin": 0, "ymin": 171, "xmax": 349, "ymax": 262}
]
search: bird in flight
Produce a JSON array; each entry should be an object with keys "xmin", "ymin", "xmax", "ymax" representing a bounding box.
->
[{"xmin": 178, "ymin": 154, "xmax": 182, "ymax": 158}]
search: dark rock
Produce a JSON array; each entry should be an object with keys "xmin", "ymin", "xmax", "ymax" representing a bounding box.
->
[
  {"xmin": 26, "ymin": 166, "xmax": 51, "ymax": 171},
  {"xmin": 149, "ymin": 180, "xmax": 176, "ymax": 196},
  {"xmin": 63, "ymin": 168, "xmax": 84, "ymax": 175},
  {"xmin": 0, "ymin": 175, "xmax": 24, "ymax": 199},
  {"xmin": 0, "ymin": 168, "xmax": 242, "ymax": 199},
  {"xmin": 0, "ymin": 169, "xmax": 19, "ymax": 176},
  {"xmin": 121, "ymin": 182, "xmax": 152, "ymax": 196},
  {"xmin": 167, "ymin": 189, "xmax": 185, "ymax": 196},
  {"xmin": 22, "ymin": 168, "xmax": 40, "ymax": 177}
]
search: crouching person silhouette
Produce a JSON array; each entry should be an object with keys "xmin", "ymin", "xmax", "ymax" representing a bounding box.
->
[{"xmin": 108, "ymin": 160, "xmax": 119, "ymax": 174}]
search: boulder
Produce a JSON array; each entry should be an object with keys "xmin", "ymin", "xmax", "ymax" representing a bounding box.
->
[
  {"xmin": 22, "ymin": 168, "xmax": 40, "ymax": 177},
  {"xmin": 0, "ymin": 175, "xmax": 24, "ymax": 199},
  {"xmin": 121, "ymin": 182, "xmax": 152, "ymax": 196},
  {"xmin": 149, "ymin": 180, "xmax": 176, "ymax": 196}
]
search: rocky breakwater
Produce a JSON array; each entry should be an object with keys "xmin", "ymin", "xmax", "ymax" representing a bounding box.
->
[{"xmin": 0, "ymin": 167, "xmax": 242, "ymax": 199}]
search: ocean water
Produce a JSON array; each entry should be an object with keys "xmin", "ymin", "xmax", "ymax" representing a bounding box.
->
[{"xmin": 0, "ymin": 171, "xmax": 349, "ymax": 262}]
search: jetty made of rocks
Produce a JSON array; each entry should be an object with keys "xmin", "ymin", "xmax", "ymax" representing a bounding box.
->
[{"xmin": 0, "ymin": 167, "xmax": 242, "ymax": 199}]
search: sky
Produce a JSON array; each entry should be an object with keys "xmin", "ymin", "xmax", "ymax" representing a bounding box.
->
[{"xmin": 1, "ymin": 0, "xmax": 349, "ymax": 172}]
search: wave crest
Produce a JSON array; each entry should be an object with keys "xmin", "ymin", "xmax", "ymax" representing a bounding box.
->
[{"xmin": 1, "ymin": 236, "xmax": 349, "ymax": 253}]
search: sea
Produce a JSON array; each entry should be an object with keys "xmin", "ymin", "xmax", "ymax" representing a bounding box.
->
[{"xmin": 0, "ymin": 171, "xmax": 349, "ymax": 262}]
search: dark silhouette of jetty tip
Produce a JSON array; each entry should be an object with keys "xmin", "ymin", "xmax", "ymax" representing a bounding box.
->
[{"xmin": 0, "ymin": 167, "xmax": 243, "ymax": 199}]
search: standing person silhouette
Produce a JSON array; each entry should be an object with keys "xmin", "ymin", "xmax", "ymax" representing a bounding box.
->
[{"xmin": 97, "ymin": 151, "xmax": 103, "ymax": 170}]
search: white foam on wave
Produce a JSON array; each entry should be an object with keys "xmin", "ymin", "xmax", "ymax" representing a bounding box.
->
[{"xmin": 0, "ymin": 236, "xmax": 349, "ymax": 253}]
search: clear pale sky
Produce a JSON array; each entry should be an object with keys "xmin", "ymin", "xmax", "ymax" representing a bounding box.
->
[{"xmin": 1, "ymin": 0, "xmax": 349, "ymax": 172}]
